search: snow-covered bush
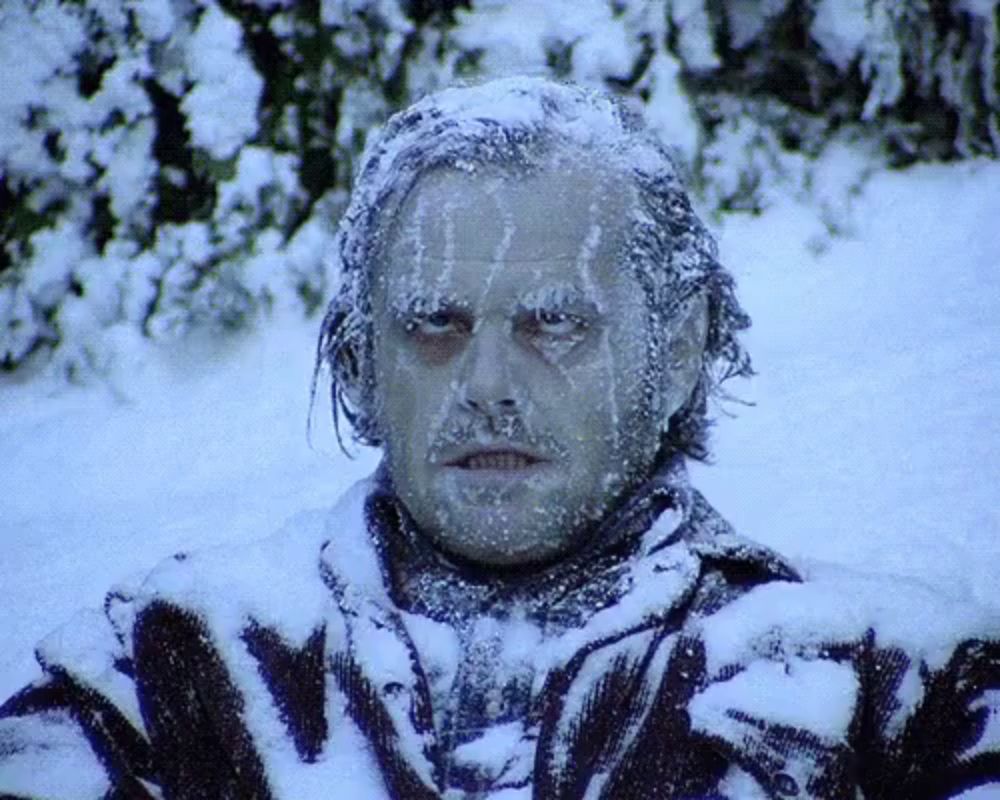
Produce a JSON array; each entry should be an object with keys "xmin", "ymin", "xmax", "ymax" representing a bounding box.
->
[
  {"xmin": 0, "ymin": 0, "xmax": 454, "ymax": 377},
  {"xmin": 1, "ymin": 0, "xmax": 996, "ymax": 379},
  {"xmin": 681, "ymin": 0, "xmax": 999, "ymax": 212}
]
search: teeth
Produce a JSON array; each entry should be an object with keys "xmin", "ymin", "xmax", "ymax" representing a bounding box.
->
[{"xmin": 463, "ymin": 453, "xmax": 532, "ymax": 470}]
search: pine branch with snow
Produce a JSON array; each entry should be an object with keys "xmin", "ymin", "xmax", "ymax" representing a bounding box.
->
[{"xmin": 1, "ymin": 0, "xmax": 995, "ymax": 381}]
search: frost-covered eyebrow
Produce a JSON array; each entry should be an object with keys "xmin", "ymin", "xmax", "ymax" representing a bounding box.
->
[
  {"xmin": 386, "ymin": 284, "xmax": 601, "ymax": 321},
  {"xmin": 387, "ymin": 292, "xmax": 470, "ymax": 318},
  {"xmin": 515, "ymin": 284, "xmax": 601, "ymax": 314}
]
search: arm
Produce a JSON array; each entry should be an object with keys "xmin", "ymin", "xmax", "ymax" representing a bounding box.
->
[
  {"xmin": 853, "ymin": 632, "xmax": 1000, "ymax": 799},
  {"xmin": 0, "ymin": 604, "xmax": 157, "ymax": 799}
]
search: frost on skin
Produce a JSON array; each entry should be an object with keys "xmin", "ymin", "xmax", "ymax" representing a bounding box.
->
[
  {"xmin": 371, "ymin": 160, "xmax": 707, "ymax": 567},
  {"xmin": 316, "ymin": 83, "xmax": 754, "ymax": 575}
]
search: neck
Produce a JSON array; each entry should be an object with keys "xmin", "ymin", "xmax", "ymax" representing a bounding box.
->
[{"xmin": 365, "ymin": 449, "xmax": 692, "ymax": 627}]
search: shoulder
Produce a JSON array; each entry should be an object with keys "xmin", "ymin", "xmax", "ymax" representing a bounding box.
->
[
  {"xmin": 36, "ymin": 476, "xmax": 376, "ymax": 681},
  {"xmin": 694, "ymin": 562, "xmax": 1000, "ymax": 670},
  {"xmin": 682, "ymin": 563, "xmax": 1000, "ymax": 797},
  {"xmin": 677, "ymin": 490, "xmax": 998, "ymax": 668}
]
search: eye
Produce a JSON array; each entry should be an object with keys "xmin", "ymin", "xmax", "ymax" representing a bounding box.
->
[
  {"xmin": 403, "ymin": 309, "xmax": 470, "ymax": 337},
  {"xmin": 532, "ymin": 310, "xmax": 589, "ymax": 338},
  {"xmin": 517, "ymin": 308, "xmax": 593, "ymax": 362}
]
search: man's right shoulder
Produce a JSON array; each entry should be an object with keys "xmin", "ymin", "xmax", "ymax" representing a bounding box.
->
[
  {"xmin": 8, "ymin": 474, "xmax": 375, "ymax": 708},
  {"xmin": 112, "ymin": 474, "xmax": 375, "ymax": 641},
  {"xmin": 0, "ymin": 477, "xmax": 377, "ymax": 798}
]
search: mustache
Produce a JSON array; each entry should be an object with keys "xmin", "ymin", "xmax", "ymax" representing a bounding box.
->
[{"xmin": 426, "ymin": 413, "xmax": 568, "ymax": 462}]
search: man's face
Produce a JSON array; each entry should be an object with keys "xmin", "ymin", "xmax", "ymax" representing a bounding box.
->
[{"xmin": 370, "ymin": 162, "xmax": 669, "ymax": 567}]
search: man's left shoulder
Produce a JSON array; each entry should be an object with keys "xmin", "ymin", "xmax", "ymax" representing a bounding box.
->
[
  {"xmin": 683, "ymin": 562, "xmax": 1000, "ymax": 797},
  {"xmin": 694, "ymin": 562, "xmax": 1000, "ymax": 668}
]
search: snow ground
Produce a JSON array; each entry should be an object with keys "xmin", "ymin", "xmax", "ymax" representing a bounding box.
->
[{"xmin": 1, "ymin": 152, "xmax": 998, "ymax": 704}]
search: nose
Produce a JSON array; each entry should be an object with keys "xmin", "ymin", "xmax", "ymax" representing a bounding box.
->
[{"xmin": 458, "ymin": 321, "xmax": 518, "ymax": 416}]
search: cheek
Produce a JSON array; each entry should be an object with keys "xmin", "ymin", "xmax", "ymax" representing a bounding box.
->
[
  {"xmin": 601, "ymin": 326, "xmax": 661, "ymax": 458},
  {"xmin": 583, "ymin": 324, "xmax": 654, "ymax": 417},
  {"xmin": 555, "ymin": 361, "xmax": 625, "ymax": 464},
  {"xmin": 375, "ymin": 351, "xmax": 422, "ymax": 457},
  {"xmin": 381, "ymin": 355, "xmax": 463, "ymax": 473}
]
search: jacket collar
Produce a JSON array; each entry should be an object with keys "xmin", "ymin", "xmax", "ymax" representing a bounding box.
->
[
  {"xmin": 318, "ymin": 451, "xmax": 798, "ymax": 642},
  {"xmin": 315, "ymin": 457, "xmax": 800, "ymax": 796},
  {"xmin": 364, "ymin": 451, "xmax": 692, "ymax": 626}
]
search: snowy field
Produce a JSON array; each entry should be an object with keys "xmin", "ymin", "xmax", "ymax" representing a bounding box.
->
[{"xmin": 1, "ymin": 150, "xmax": 998, "ymax": 705}]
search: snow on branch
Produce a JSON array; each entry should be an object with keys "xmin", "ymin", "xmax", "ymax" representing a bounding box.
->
[{"xmin": 1, "ymin": 0, "xmax": 995, "ymax": 379}]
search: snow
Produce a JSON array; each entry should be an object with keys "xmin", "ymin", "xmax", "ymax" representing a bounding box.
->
[
  {"xmin": 669, "ymin": 0, "xmax": 721, "ymax": 71},
  {"xmin": 0, "ymin": 711, "xmax": 110, "ymax": 798},
  {"xmin": 726, "ymin": 0, "xmax": 790, "ymax": 51},
  {"xmin": 99, "ymin": 117, "xmax": 156, "ymax": 224},
  {"xmin": 1, "ymin": 119, "xmax": 999, "ymax": 797},
  {"xmin": 130, "ymin": 0, "xmax": 176, "ymax": 42},
  {"xmin": 689, "ymin": 656, "xmax": 858, "ymax": 741},
  {"xmin": 181, "ymin": 4, "xmax": 263, "ymax": 160},
  {"xmin": 638, "ymin": 52, "xmax": 701, "ymax": 164},
  {"xmin": 452, "ymin": 1, "xmax": 636, "ymax": 83},
  {"xmin": 857, "ymin": 3, "xmax": 905, "ymax": 119},
  {"xmin": 0, "ymin": 2, "xmax": 87, "ymax": 174},
  {"xmin": 451, "ymin": 720, "xmax": 523, "ymax": 776},
  {"xmin": 0, "ymin": 310, "xmax": 379, "ymax": 699},
  {"xmin": 21, "ymin": 224, "xmax": 87, "ymax": 304},
  {"xmin": 811, "ymin": 0, "xmax": 868, "ymax": 71},
  {"xmin": 692, "ymin": 156, "xmax": 1000, "ymax": 614},
  {"xmin": 960, "ymin": 0, "xmax": 997, "ymax": 14}
]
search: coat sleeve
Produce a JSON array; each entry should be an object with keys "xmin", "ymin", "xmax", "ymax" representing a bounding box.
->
[
  {"xmin": 680, "ymin": 570, "xmax": 1000, "ymax": 800},
  {"xmin": 0, "ymin": 595, "xmax": 159, "ymax": 800},
  {"xmin": 853, "ymin": 631, "xmax": 1000, "ymax": 799}
]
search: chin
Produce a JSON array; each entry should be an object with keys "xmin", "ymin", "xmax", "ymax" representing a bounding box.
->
[
  {"xmin": 427, "ymin": 500, "xmax": 585, "ymax": 569},
  {"xmin": 444, "ymin": 537, "xmax": 571, "ymax": 570}
]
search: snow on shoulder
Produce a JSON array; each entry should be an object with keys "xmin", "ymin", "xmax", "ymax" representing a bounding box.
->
[
  {"xmin": 123, "ymin": 477, "xmax": 373, "ymax": 647},
  {"xmin": 691, "ymin": 556, "xmax": 1000, "ymax": 747}
]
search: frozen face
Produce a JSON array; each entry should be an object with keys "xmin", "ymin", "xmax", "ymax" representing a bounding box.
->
[{"xmin": 371, "ymin": 163, "xmax": 702, "ymax": 567}]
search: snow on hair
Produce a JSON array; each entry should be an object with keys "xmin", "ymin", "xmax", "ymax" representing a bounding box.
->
[{"xmin": 313, "ymin": 77, "xmax": 752, "ymax": 461}]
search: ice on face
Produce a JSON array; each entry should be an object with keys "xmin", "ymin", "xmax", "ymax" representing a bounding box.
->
[{"xmin": 373, "ymin": 170, "xmax": 666, "ymax": 567}]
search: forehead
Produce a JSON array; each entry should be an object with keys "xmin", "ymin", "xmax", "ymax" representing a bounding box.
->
[{"xmin": 378, "ymin": 161, "xmax": 639, "ymax": 304}]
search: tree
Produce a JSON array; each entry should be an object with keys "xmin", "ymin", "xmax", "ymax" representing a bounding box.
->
[{"xmin": 1, "ymin": 0, "xmax": 995, "ymax": 379}]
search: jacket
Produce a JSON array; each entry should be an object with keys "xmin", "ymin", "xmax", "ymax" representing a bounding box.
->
[{"xmin": 2, "ymin": 464, "xmax": 999, "ymax": 799}]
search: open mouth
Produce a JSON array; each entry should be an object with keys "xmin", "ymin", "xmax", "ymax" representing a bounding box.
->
[{"xmin": 445, "ymin": 449, "xmax": 547, "ymax": 471}]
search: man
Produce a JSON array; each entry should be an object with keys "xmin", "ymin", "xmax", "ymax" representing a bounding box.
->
[{"xmin": 1, "ymin": 78, "xmax": 998, "ymax": 799}]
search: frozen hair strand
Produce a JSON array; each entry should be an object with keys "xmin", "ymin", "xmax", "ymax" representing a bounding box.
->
[{"xmin": 312, "ymin": 77, "xmax": 752, "ymax": 461}]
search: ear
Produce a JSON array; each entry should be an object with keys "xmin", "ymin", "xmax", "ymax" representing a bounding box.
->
[{"xmin": 660, "ymin": 293, "xmax": 709, "ymax": 420}]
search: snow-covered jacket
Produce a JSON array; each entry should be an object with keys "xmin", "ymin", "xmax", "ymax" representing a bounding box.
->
[{"xmin": 2, "ymin": 464, "xmax": 999, "ymax": 799}]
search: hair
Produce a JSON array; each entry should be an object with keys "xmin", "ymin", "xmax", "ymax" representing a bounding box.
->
[{"xmin": 313, "ymin": 77, "xmax": 752, "ymax": 462}]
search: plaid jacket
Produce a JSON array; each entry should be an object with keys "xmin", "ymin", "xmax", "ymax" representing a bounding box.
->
[{"xmin": 2, "ymin": 471, "xmax": 999, "ymax": 799}]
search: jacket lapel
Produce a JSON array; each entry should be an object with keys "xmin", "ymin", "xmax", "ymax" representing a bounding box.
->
[{"xmin": 320, "ymin": 487, "xmax": 442, "ymax": 796}]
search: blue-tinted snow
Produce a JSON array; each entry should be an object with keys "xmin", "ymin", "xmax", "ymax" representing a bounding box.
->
[{"xmin": 1, "ymin": 151, "xmax": 998, "ymax": 728}]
